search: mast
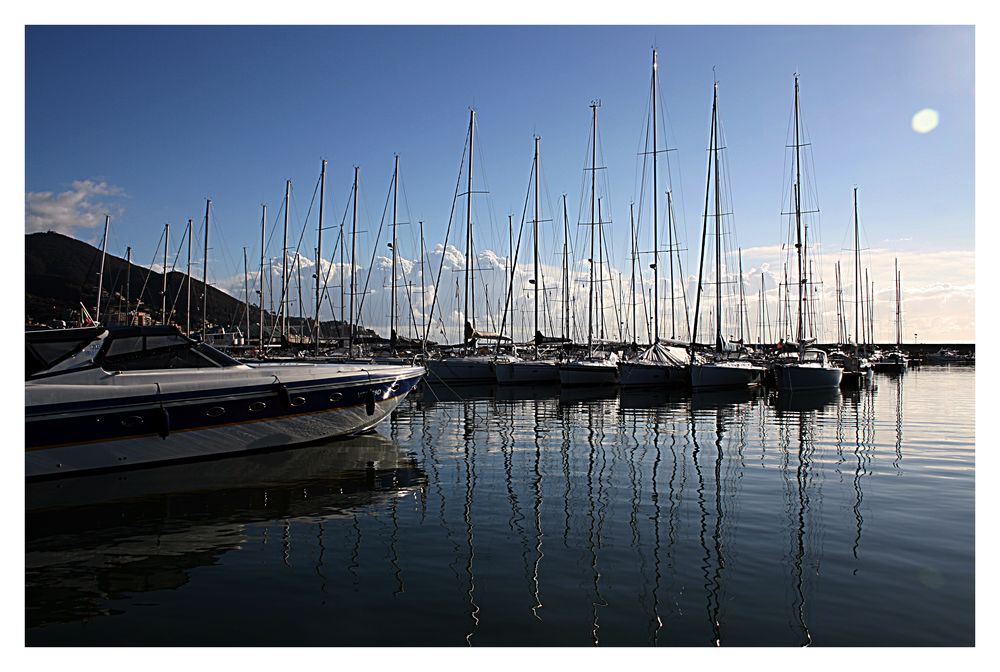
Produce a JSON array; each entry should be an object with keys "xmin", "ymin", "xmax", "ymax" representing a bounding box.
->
[
  {"xmin": 243, "ymin": 247, "xmax": 250, "ymax": 344},
  {"xmin": 259, "ymin": 205, "xmax": 266, "ymax": 348},
  {"xmin": 853, "ymin": 187, "xmax": 861, "ymax": 353},
  {"xmin": 297, "ymin": 253, "xmax": 304, "ymax": 339},
  {"xmin": 202, "ymin": 199, "xmax": 210, "ymax": 334},
  {"xmin": 349, "ymin": 166, "xmax": 359, "ymax": 353},
  {"xmin": 186, "ymin": 218, "xmax": 193, "ymax": 335},
  {"xmin": 464, "ymin": 109, "xmax": 475, "ymax": 342},
  {"xmin": 281, "ymin": 180, "xmax": 290, "ymax": 340},
  {"xmin": 598, "ymin": 197, "xmax": 605, "ymax": 341},
  {"xmin": 533, "ymin": 135, "xmax": 540, "ymax": 353},
  {"xmin": 161, "ymin": 223, "xmax": 169, "ymax": 325},
  {"xmin": 315, "ymin": 159, "xmax": 326, "ymax": 354},
  {"xmin": 738, "ymin": 248, "xmax": 746, "ymax": 344},
  {"xmin": 125, "ymin": 246, "xmax": 131, "ymax": 326},
  {"xmin": 690, "ymin": 79, "xmax": 717, "ymax": 356},
  {"xmin": 792, "ymin": 76, "xmax": 805, "ymax": 354},
  {"xmin": 651, "ymin": 48, "xmax": 660, "ymax": 343},
  {"xmin": 629, "ymin": 202, "xmax": 637, "ymax": 345},
  {"xmin": 562, "ymin": 194, "xmax": 570, "ymax": 341},
  {"xmin": 391, "ymin": 153, "xmax": 399, "ymax": 351},
  {"xmin": 420, "ymin": 220, "xmax": 426, "ymax": 356},
  {"xmin": 713, "ymin": 81, "xmax": 723, "ymax": 353},
  {"xmin": 95, "ymin": 214, "xmax": 110, "ymax": 324},
  {"xmin": 587, "ymin": 102, "xmax": 598, "ymax": 356}
]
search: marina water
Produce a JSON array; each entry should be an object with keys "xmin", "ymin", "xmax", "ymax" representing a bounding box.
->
[{"xmin": 26, "ymin": 366, "xmax": 974, "ymax": 646}]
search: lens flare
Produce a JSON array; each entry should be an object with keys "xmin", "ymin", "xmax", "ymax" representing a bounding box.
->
[{"xmin": 911, "ymin": 108, "xmax": 940, "ymax": 134}]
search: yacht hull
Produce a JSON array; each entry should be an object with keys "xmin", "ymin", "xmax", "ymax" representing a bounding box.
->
[
  {"xmin": 26, "ymin": 367, "xmax": 424, "ymax": 478},
  {"xmin": 774, "ymin": 363, "xmax": 843, "ymax": 391},
  {"xmin": 618, "ymin": 361, "xmax": 688, "ymax": 387},
  {"xmin": 495, "ymin": 360, "xmax": 560, "ymax": 384},
  {"xmin": 559, "ymin": 362, "xmax": 619, "ymax": 386},
  {"xmin": 690, "ymin": 362, "xmax": 764, "ymax": 389},
  {"xmin": 425, "ymin": 358, "xmax": 496, "ymax": 383}
]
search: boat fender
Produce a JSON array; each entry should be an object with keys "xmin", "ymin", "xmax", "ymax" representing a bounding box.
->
[
  {"xmin": 155, "ymin": 406, "xmax": 170, "ymax": 439},
  {"xmin": 364, "ymin": 390, "xmax": 376, "ymax": 416},
  {"xmin": 275, "ymin": 382, "xmax": 292, "ymax": 410}
]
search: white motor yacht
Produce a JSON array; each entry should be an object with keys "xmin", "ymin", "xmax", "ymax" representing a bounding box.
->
[{"xmin": 25, "ymin": 326, "xmax": 424, "ymax": 478}]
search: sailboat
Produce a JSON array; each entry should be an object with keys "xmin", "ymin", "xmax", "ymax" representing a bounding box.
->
[
  {"xmin": 425, "ymin": 110, "xmax": 510, "ymax": 383},
  {"xmin": 619, "ymin": 49, "xmax": 691, "ymax": 388},
  {"xmin": 839, "ymin": 187, "xmax": 874, "ymax": 387},
  {"xmin": 496, "ymin": 136, "xmax": 560, "ymax": 384},
  {"xmin": 689, "ymin": 79, "xmax": 764, "ymax": 390},
  {"xmin": 773, "ymin": 76, "xmax": 843, "ymax": 392},
  {"xmin": 874, "ymin": 258, "xmax": 908, "ymax": 373},
  {"xmin": 559, "ymin": 101, "xmax": 620, "ymax": 386}
]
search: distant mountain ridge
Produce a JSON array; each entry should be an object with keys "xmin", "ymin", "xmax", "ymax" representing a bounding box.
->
[{"xmin": 25, "ymin": 231, "xmax": 364, "ymax": 341}]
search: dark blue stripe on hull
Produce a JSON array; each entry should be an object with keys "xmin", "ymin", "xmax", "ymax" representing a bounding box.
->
[{"xmin": 26, "ymin": 375, "xmax": 421, "ymax": 450}]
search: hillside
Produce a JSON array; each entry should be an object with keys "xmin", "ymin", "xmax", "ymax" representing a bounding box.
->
[{"xmin": 25, "ymin": 231, "xmax": 370, "ymax": 342}]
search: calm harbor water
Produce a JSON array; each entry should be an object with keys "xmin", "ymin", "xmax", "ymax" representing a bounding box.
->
[{"xmin": 25, "ymin": 366, "xmax": 975, "ymax": 646}]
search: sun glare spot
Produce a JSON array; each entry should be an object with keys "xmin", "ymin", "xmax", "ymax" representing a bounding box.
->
[{"xmin": 911, "ymin": 108, "xmax": 940, "ymax": 134}]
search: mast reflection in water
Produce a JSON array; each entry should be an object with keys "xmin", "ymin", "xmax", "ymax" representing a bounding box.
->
[{"xmin": 27, "ymin": 368, "xmax": 974, "ymax": 646}]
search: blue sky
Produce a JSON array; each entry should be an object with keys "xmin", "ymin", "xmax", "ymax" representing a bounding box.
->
[{"xmin": 25, "ymin": 25, "xmax": 975, "ymax": 341}]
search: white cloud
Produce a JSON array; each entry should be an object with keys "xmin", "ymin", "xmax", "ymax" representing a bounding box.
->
[{"xmin": 25, "ymin": 179, "xmax": 125, "ymax": 236}]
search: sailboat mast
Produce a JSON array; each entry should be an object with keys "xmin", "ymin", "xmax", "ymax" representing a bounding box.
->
[
  {"xmin": 125, "ymin": 246, "xmax": 131, "ymax": 326},
  {"xmin": 243, "ymin": 246, "xmax": 250, "ymax": 344},
  {"xmin": 420, "ymin": 220, "xmax": 426, "ymax": 356},
  {"xmin": 202, "ymin": 199, "xmax": 210, "ymax": 334},
  {"xmin": 161, "ymin": 223, "xmax": 169, "ymax": 325},
  {"xmin": 465, "ymin": 110, "xmax": 475, "ymax": 341},
  {"xmin": 853, "ymin": 187, "xmax": 861, "ymax": 353},
  {"xmin": 629, "ymin": 202, "xmax": 637, "ymax": 345},
  {"xmin": 588, "ymin": 102, "xmax": 598, "ymax": 355},
  {"xmin": 315, "ymin": 159, "xmax": 326, "ymax": 354},
  {"xmin": 792, "ymin": 76, "xmax": 805, "ymax": 353},
  {"xmin": 690, "ymin": 80, "xmax": 717, "ymax": 355},
  {"xmin": 598, "ymin": 197, "xmax": 605, "ymax": 341},
  {"xmin": 533, "ymin": 135, "xmax": 540, "ymax": 353},
  {"xmin": 281, "ymin": 180, "xmax": 290, "ymax": 340},
  {"xmin": 713, "ymin": 82, "xmax": 723, "ymax": 353},
  {"xmin": 391, "ymin": 154, "xmax": 399, "ymax": 351},
  {"xmin": 349, "ymin": 167, "xmax": 359, "ymax": 353},
  {"xmin": 651, "ymin": 48, "xmax": 660, "ymax": 343},
  {"xmin": 187, "ymin": 218, "xmax": 193, "ymax": 335},
  {"xmin": 95, "ymin": 214, "xmax": 109, "ymax": 324},
  {"xmin": 562, "ymin": 194, "xmax": 570, "ymax": 341},
  {"xmin": 738, "ymin": 247, "xmax": 746, "ymax": 343},
  {"xmin": 258, "ymin": 206, "xmax": 265, "ymax": 347}
]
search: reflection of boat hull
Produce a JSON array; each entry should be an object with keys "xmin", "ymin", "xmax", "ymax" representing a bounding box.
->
[
  {"xmin": 840, "ymin": 366, "xmax": 874, "ymax": 387},
  {"xmin": 690, "ymin": 387, "xmax": 757, "ymax": 409},
  {"xmin": 559, "ymin": 385, "xmax": 619, "ymax": 404},
  {"xmin": 773, "ymin": 387, "xmax": 840, "ymax": 412},
  {"xmin": 774, "ymin": 363, "xmax": 843, "ymax": 391},
  {"xmin": 559, "ymin": 361, "xmax": 619, "ymax": 386},
  {"xmin": 26, "ymin": 367, "xmax": 424, "ymax": 478},
  {"xmin": 425, "ymin": 357, "xmax": 496, "ymax": 383},
  {"xmin": 495, "ymin": 360, "xmax": 560, "ymax": 384},
  {"xmin": 690, "ymin": 362, "xmax": 764, "ymax": 389},
  {"xmin": 618, "ymin": 361, "xmax": 687, "ymax": 387}
]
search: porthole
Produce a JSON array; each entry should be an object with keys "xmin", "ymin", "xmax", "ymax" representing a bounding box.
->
[
  {"xmin": 329, "ymin": 392, "xmax": 343, "ymax": 402},
  {"xmin": 249, "ymin": 401, "xmax": 267, "ymax": 412},
  {"xmin": 289, "ymin": 396, "xmax": 306, "ymax": 407},
  {"xmin": 121, "ymin": 415, "xmax": 144, "ymax": 428},
  {"xmin": 206, "ymin": 406, "xmax": 226, "ymax": 418}
]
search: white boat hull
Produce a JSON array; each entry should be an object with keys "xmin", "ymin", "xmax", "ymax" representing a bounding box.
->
[
  {"xmin": 690, "ymin": 362, "xmax": 764, "ymax": 389},
  {"xmin": 774, "ymin": 363, "xmax": 843, "ymax": 391},
  {"xmin": 495, "ymin": 360, "xmax": 560, "ymax": 384}
]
